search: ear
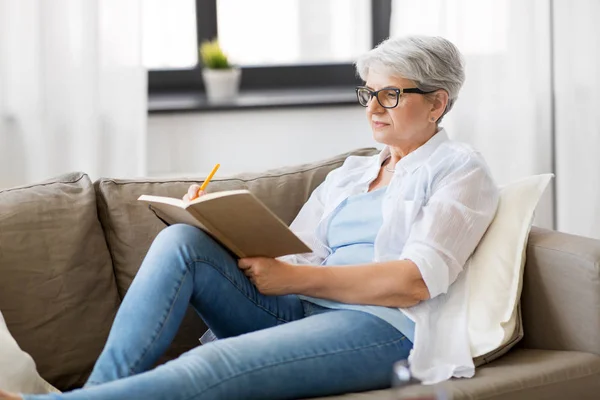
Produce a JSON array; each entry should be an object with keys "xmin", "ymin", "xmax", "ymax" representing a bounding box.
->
[{"xmin": 429, "ymin": 90, "xmax": 449, "ymax": 119}]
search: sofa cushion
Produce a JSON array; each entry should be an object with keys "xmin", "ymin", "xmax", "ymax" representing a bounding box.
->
[
  {"xmin": 521, "ymin": 227, "xmax": 600, "ymax": 355},
  {"xmin": 309, "ymin": 349, "xmax": 600, "ymax": 400},
  {"xmin": 0, "ymin": 310, "xmax": 60, "ymax": 394},
  {"xmin": 0, "ymin": 172, "xmax": 120, "ymax": 390},
  {"xmin": 95, "ymin": 148, "xmax": 379, "ymax": 361}
]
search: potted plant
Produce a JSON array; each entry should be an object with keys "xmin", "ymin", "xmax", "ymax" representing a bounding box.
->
[{"xmin": 199, "ymin": 39, "xmax": 241, "ymax": 103}]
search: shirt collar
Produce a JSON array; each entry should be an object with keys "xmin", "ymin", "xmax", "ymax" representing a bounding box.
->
[{"xmin": 376, "ymin": 128, "xmax": 449, "ymax": 173}]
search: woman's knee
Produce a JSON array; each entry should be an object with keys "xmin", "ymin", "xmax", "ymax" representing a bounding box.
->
[
  {"xmin": 146, "ymin": 225, "xmax": 209, "ymax": 268},
  {"xmin": 151, "ymin": 224, "xmax": 234, "ymax": 273},
  {"xmin": 153, "ymin": 224, "xmax": 209, "ymax": 250}
]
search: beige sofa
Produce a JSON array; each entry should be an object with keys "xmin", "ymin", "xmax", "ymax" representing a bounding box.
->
[{"xmin": 0, "ymin": 148, "xmax": 599, "ymax": 399}]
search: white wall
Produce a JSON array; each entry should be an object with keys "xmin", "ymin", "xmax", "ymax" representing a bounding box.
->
[{"xmin": 147, "ymin": 106, "xmax": 379, "ymax": 177}]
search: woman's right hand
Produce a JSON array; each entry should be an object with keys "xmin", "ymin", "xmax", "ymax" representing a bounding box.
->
[{"xmin": 183, "ymin": 184, "xmax": 206, "ymax": 202}]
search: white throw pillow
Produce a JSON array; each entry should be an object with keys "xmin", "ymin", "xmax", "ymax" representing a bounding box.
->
[
  {"xmin": 467, "ymin": 174, "xmax": 553, "ymax": 359},
  {"xmin": 0, "ymin": 311, "xmax": 59, "ymax": 394}
]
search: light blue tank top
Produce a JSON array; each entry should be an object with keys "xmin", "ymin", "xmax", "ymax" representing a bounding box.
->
[{"xmin": 299, "ymin": 187, "xmax": 416, "ymax": 343}]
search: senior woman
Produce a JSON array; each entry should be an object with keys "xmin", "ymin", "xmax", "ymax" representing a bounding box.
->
[{"xmin": 3, "ymin": 35, "xmax": 499, "ymax": 400}]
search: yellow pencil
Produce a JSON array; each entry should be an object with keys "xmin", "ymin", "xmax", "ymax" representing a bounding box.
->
[{"xmin": 199, "ymin": 163, "xmax": 220, "ymax": 193}]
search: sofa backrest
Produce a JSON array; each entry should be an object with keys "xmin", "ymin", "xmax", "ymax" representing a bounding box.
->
[
  {"xmin": 521, "ymin": 227, "xmax": 600, "ymax": 355},
  {"xmin": 94, "ymin": 148, "xmax": 379, "ymax": 362},
  {"xmin": 0, "ymin": 173, "xmax": 121, "ymax": 390}
]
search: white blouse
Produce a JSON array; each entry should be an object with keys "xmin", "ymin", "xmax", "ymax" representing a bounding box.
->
[{"xmin": 280, "ymin": 129, "xmax": 500, "ymax": 384}]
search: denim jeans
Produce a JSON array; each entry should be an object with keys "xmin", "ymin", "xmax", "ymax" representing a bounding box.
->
[{"xmin": 23, "ymin": 224, "xmax": 412, "ymax": 400}]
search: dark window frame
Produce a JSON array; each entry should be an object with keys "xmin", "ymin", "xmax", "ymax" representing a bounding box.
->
[{"xmin": 148, "ymin": 0, "xmax": 391, "ymax": 94}]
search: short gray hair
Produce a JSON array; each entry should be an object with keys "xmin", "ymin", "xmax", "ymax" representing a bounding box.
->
[{"xmin": 356, "ymin": 35, "xmax": 465, "ymax": 121}]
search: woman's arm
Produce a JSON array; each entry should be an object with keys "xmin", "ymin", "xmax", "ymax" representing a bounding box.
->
[
  {"xmin": 238, "ymin": 257, "xmax": 429, "ymax": 308},
  {"xmin": 293, "ymin": 261, "xmax": 430, "ymax": 308}
]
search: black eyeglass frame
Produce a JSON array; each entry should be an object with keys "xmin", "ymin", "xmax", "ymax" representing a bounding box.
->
[{"xmin": 355, "ymin": 86, "xmax": 436, "ymax": 108}]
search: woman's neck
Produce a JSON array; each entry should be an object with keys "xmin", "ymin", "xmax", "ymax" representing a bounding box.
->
[{"xmin": 388, "ymin": 127, "xmax": 438, "ymax": 166}]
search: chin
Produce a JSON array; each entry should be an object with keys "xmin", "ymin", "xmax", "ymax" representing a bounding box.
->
[{"xmin": 372, "ymin": 129, "xmax": 395, "ymax": 145}]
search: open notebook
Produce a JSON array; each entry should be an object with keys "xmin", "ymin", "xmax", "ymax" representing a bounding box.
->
[{"xmin": 138, "ymin": 189, "xmax": 311, "ymax": 258}]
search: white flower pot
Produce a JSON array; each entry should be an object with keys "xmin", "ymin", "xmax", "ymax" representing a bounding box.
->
[{"xmin": 202, "ymin": 68, "xmax": 241, "ymax": 103}]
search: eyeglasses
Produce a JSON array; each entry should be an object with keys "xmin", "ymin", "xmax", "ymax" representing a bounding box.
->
[{"xmin": 355, "ymin": 86, "xmax": 435, "ymax": 108}]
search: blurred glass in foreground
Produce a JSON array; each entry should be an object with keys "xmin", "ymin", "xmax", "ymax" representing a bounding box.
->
[{"xmin": 391, "ymin": 360, "xmax": 451, "ymax": 400}]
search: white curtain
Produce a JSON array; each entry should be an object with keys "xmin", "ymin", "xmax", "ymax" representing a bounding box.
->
[
  {"xmin": 390, "ymin": 0, "xmax": 554, "ymax": 229},
  {"xmin": 0, "ymin": 0, "xmax": 146, "ymax": 190},
  {"xmin": 553, "ymin": 0, "xmax": 600, "ymax": 239}
]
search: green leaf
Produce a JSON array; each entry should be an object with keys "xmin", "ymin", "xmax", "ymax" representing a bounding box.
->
[{"xmin": 199, "ymin": 38, "xmax": 232, "ymax": 69}]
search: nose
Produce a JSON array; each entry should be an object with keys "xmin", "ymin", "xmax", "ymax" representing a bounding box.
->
[{"xmin": 366, "ymin": 95, "xmax": 384, "ymax": 113}]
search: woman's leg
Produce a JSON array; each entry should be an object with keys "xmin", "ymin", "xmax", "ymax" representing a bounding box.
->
[
  {"xmin": 85, "ymin": 224, "xmax": 305, "ymax": 385},
  {"xmin": 23, "ymin": 309, "xmax": 412, "ymax": 400}
]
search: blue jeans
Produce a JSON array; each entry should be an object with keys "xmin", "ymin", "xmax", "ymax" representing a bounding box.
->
[{"xmin": 23, "ymin": 224, "xmax": 412, "ymax": 400}]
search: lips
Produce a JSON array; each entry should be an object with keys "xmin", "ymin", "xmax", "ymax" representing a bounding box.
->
[{"xmin": 372, "ymin": 121, "xmax": 389, "ymax": 128}]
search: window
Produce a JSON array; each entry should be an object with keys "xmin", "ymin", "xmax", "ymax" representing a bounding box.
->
[
  {"xmin": 142, "ymin": 0, "xmax": 198, "ymax": 69},
  {"xmin": 146, "ymin": 0, "xmax": 391, "ymax": 94},
  {"xmin": 216, "ymin": 0, "xmax": 371, "ymax": 66}
]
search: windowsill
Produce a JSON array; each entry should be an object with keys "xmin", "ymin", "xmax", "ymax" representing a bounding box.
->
[{"xmin": 148, "ymin": 86, "xmax": 358, "ymax": 114}]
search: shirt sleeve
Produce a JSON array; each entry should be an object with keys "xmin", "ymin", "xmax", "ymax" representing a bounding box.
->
[
  {"xmin": 399, "ymin": 152, "xmax": 500, "ymax": 299},
  {"xmin": 277, "ymin": 179, "xmax": 330, "ymax": 265}
]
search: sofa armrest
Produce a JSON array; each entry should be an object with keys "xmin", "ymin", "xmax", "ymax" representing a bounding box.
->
[{"xmin": 520, "ymin": 226, "xmax": 600, "ymax": 355}]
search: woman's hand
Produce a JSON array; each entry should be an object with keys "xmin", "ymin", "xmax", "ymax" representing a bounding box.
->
[
  {"xmin": 182, "ymin": 184, "xmax": 205, "ymax": 202},
  {"xmin": 238, "ymin": 257, "xmax": 298, "ymax": 296},
  {"xmin": 0, "ymin": 389, "xmax": 22, "ymax": 400}
]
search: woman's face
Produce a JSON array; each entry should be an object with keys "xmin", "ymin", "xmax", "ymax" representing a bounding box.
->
[{"xmin": 364, "ymin": 71, "xmax": 438, "ymax": 148}]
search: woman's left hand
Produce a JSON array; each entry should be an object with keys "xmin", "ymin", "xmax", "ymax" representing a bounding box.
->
[{"xmin": 237, "ymin": 257, "xmax": 298, "ymax": 296}]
